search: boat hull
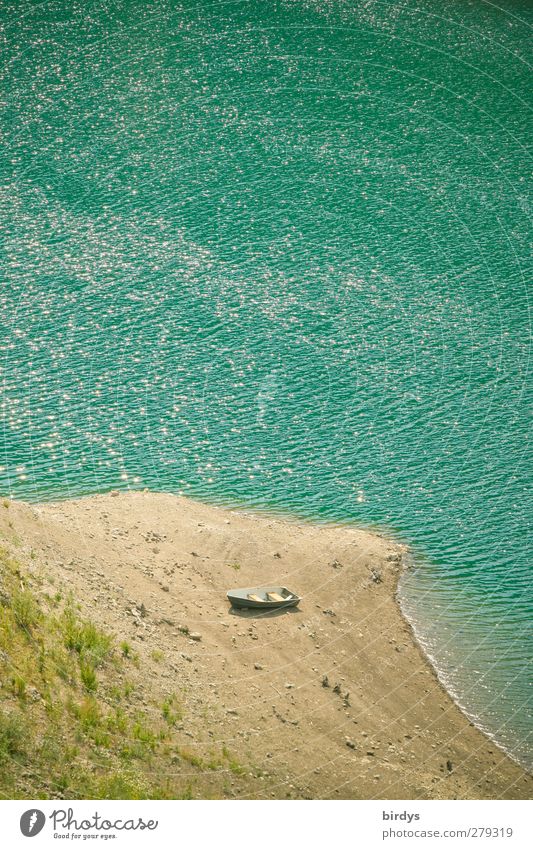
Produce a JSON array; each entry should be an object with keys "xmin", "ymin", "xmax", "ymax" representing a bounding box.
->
[{"xmin": 227, "ymin": 586, "xmax": 300, "ymax": 610}]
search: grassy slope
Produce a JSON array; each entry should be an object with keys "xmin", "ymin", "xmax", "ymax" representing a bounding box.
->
[{"xmin": 0, "ymin": 518, "xmax": 248, "ymax": 799}]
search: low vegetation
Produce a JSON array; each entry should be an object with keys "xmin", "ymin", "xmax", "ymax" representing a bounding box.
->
[{"xmin": 0, "ymin": 546, "xmax": 248, "ymax": 799}]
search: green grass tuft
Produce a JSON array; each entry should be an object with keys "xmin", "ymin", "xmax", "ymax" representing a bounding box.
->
[
  {"xmin": 80, "ymin": 663, "xmax": 98, "ymax": 692},
  {"xmin": 0, "ymin": 712, "xmax": 26, "ymax": 764},
  {"xmin": 60, "ymin": 605, "xmax": 113, "ymax": 666}
]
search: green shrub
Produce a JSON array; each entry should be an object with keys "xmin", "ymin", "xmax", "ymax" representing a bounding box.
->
[
  {"xmin": 162, "ymin": 696, "xmax": 181, "ymax": 726},
  {"xmin": 71, "ymin": 698, "xmax": 101, "ymax": 732},
  {"xmin": 11, "ymin": 675, "xmax": 26, "ymax": 701},
  {"xmin": 61, "ymin": 607, "xmax": 113, "ymax": 666},
  {"xmin": 0, "ymin": 711, "xmax": 26, "ymax": 763},
  {"xmin": 80, "ymin": 663, "xmax": 98, "ymax": 692},
  {"xmin": 97, "ymin": 771, "xmax": 149, "ymax": 800},
  {"xmin": 12, "ymin": 590, "xmax": 39, "ymax": 631},
  {"xmin": 132, "ymin": 722, "xmax": 157, "ymax": 749}
]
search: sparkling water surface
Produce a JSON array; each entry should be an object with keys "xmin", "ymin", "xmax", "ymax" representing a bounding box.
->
[{"xmin": 1, "ymin": 1, "xmax": 531, "ymax": 769}]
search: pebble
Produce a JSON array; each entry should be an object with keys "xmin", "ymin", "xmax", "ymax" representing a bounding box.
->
[{"xmin": 27, "ymin": 687, "xmax": 41, "ymax": 702}]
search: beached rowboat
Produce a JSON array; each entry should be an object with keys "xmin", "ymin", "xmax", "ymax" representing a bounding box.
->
[{"xmin": 227, "ymin": 586, "xmax": 300, "ymax": 610}]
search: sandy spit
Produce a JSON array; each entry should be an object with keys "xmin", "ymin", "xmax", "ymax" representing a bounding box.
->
[{"xmin": 3, "ymin": 491, "xmax": 531, "ymax": 799}]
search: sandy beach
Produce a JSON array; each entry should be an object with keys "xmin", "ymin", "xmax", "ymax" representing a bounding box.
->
[{"xmin": 1, "ymin": 491, "xmax": 530, "ymax": 800}]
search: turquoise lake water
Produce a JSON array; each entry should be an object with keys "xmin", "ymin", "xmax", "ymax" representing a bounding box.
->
[{"xmin": 1, "ymin": 1, "xmax": 531, "ymax": 769}]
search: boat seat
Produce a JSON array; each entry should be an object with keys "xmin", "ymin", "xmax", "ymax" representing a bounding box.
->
[
  {"xmin": 247, "ymin": 594, "xmax": 263, "ymax": 602},
  {"xmin": 267, "ymin": 592, "xmax": 285, "ymax": 602}
]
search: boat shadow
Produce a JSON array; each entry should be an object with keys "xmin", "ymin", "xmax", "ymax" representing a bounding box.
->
[{"xmin": 228, "ymin": 605, "xmax": 302, "ymax": 620}]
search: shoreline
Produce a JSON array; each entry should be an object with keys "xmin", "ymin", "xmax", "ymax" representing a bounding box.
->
[
  {"xmin": 395, "ymin": 588, "xmax": 530, "ymax": 777},
  {"xmin": 1, "ymin": 490, "xmax": 531, "ymax": 799},
  {"xmin": 8, "ymin": 487, "xmax": 528, "ymax": 771}
]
